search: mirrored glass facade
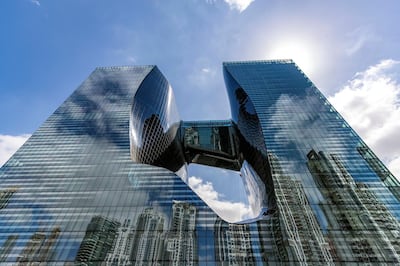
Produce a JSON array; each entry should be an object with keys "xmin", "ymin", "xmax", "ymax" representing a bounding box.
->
[{"xmin": 1, "ymin": 61, "xmax": 399, "ymax": 265}]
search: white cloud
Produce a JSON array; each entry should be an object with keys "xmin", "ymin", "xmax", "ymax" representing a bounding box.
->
[
  {"xmin": 329, "ymin": 59, "xmax": 400, "ymax": 178},
  {"xmin": 0, "ymin": 134, "xmax": 30, "ymax": 167},
  {"xmin": 187, "ymin": 66, "xmax": 217, "ymax": 91},
  {"xmin": 188, "ymin": 176, "xmax": 253, "ymax": 222},
  {"xmin": 30, "ymin": 0, "xmax": 40, "ymax": 6},
  {"xmin": 388, "ymin": 156, "xmax": 400, "ymax": 179},
  {"xmin": 223, "ymin": 0, "xmax": 254, "ymax": 12}
]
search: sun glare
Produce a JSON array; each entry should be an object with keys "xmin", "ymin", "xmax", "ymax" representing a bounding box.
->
[{"xmin": 267, "ymin": 41, "xmax": 315, "ymax": 76}]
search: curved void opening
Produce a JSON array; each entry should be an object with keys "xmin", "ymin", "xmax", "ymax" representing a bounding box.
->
[{"xmin": 187, "ymin": 164, "xmax": 260, "ymax": 223}]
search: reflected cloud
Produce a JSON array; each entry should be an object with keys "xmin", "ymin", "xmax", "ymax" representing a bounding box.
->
[{"xmin": 188, "ymin": 176, "xmax": 253, "ymax": 222}]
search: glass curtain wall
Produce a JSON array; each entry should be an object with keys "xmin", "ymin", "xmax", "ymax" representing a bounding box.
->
[{"xmin": 1, "ymin": 61, "xmax": 399, "ymax": 265}]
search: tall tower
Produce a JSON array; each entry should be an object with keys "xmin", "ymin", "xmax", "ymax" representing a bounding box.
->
[
  {"xmin": 214, "ymin": 217, "xmax": 255, "ymax": 266},
  {"xmin": 130, "ymin": 208, "xmax": 165, "ymax": 265},
  {"xmin": 104, "ymin": 218, "xmax": 135, "ymax": 266},
  {"xmin": 75, "ymin": 216, "xmax": 120, "ymax": 264},
  {"xmin": 0, "ymin": 61, "xmax": 399, "ymax": 264},
  {"xmin": 163, "ymin": 201, "xmax": 198, "ymax": 266}
]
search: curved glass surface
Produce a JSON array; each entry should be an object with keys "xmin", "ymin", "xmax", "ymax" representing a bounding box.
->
[
  {"xmin": 224, "ymin": 67, "xmax": 276, "ymax": 214},
  {"xmin": 130, "ymin": 66, "xmax": 185, "ymax": 173}
]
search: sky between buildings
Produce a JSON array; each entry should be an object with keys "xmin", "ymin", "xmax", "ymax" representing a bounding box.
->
[{"xmin": 1, "ymin": 0, "xmax": 400, "ymax": 221}]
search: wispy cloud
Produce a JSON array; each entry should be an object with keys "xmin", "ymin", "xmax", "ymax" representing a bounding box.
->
[
  {"xmin": 345, "ymin": 27, "xmax": 375, "ymax": 56},
  {"xmin": 126, "ymin": 56, "xmax": 136, "ymax": 64},
  {"xmin": 187, "ymin": 65, "xmax": 217, "ymax": 91},
  {"xmin": 0, "ymin": 134, "xmax": 30, "ymax": 167},
  {"xmin": 224, "ymin": 0, "xmax": 255, "ymax": 12},
  {"xmin": 30, "ymin": 0, "xmax": 41, "ymax": 6},
  {"xmin": 188, "ymin": 176, "xmax": 253, "ymax": 222},
  {"xmin": 206, "ymin": 0, "xmax": 254, "ymax": 12},
  {"xmin": 329, "ymin": 59, "xmax": 400, "ymax": 178},
  {"xmin": 110, "ymin": 47, "xmax": 138, "ymax": 65}
]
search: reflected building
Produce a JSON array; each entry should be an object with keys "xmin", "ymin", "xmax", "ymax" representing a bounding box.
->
[
  {"xmin": 0, "ymin": 235, "xmax": 18, "ymax": 262},
  {"xmin": 75, "ymin": 216, "xmax": 120, "ymax": 265},
  {"xmin": 307, "ymin": 149, "xmax": 400, "ymax": 263},
  {"xmin": 105, "ymin": 219, "xmax": 135, "ymax": 266},
  {"xmin": 16, "ymin": 227, "xmax": 61, "ymax": 264},
  {"xmin": 1, "ymin": 61, "xmax": 400, "ymax": 264},
  {"xmin": 268, "ymin": 153, "xmax": 333, "ymax": 264},
  {"xmin": 357, "ymin": 143, "xmax": 400, "ymax": 201},
  {"xmin": 214, "ymin": 217, "xmax": 255, "ymax": 266},
  {"xmin": 16, "ymin": 232, "xmax": 46, "ymax": 264},
  {"xmin": 37, "ymin": 227, "xmax": 61, "ymax": 262},
  {"xmin": 163, "ymin": 201, "xmax": 198, "ymax": 266},
  {"xmin": 0, "ymin": 187, "xmax": 17, "ymax": 209},
  {"xmin": 130, "ymin": 208, "xmax": 165, "ymax": 265}
]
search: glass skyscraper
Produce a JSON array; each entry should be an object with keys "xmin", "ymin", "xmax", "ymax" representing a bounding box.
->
[{"xmin": 1, "ymin": 60, "xmax": 400, "ymax": 265}]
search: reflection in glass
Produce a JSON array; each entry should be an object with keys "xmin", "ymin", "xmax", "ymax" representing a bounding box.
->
[
  {"xmin": 0, "ymin": 187, "xmax": 17, "ymax": 209},
  {"xmin": 130, "ymin": 209, "xmax": 165, "ymax": 265},
  {"xmin": 75, "ymin": 216, "xmax": 120, "ymax": 264},
  {"xmin": 17, "ymin": 227, "xmax": 61, "ymax": 264},
  {"xmin": 0, "ymin": 235, "xmax": 18, "ymax": 263},
  {"xmin": 214, "ymin": 217, "xmax": 255, "ymax": 265},
  {"xmin": 357, "ymin": 143, "xmax": 400, "ymax": 201},
  {"xmin": 268, "ymin": 152, "xmax": 333, "ymax": 264},
  {"xmin": 307, "ymin": 149, "xmax": 400, "ymax": 263},
  {"xmin": 163, "ymin": 201, "xmax": 198, "ymax": 265},
  {"xmin": 181, "ymin": 121, "xmax": 240, "ymax": 171},
  {"xmin": 1, "ymin": 62, "xmax": 400, "ymax": 265},
  {"xmin": 130, "ymin": 67, "xmax": 185, "ymax": 174},
  {"xmin": 105, "ymin": 219, "xmax": 134, "ymax": 265}
]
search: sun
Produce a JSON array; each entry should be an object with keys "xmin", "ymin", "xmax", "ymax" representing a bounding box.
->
[{"xmin": 267, "ymin": 41, "xmax": 315, "ymax": 76}]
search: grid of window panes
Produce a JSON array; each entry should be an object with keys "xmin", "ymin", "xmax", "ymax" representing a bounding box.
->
[
  {"xmin": 130, "ymin": 66, "xmax": 182, "ymax": 168},
  {"xmin": 224, "ymin": 60, "xmax": 400, "ymax": 264}
]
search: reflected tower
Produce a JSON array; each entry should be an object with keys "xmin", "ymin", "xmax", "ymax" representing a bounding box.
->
[
  {"xmin": 214, "ymin": 217, "xmax": 255, "ymax": 266},
  {"xmin": 163, "ymin": 201, "xmax": 198, "ymax": 266},
  {"xmin": 130, "ymin": 208, "xmax": 165, "ymax": 265}
]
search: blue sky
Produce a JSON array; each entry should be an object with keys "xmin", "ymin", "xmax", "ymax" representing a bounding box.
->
[{"xmin": 1, "ymin": 0, "xmax": 400, "ymax": 221}]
